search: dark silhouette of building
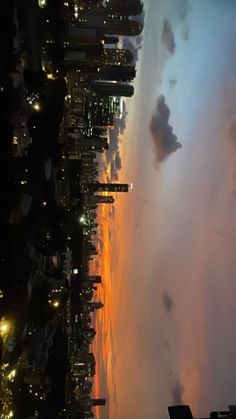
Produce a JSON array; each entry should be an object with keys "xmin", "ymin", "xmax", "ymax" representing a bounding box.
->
[
  {"xmin": 102, "ymin": 0, "xmax": 143, "ymax": 16},
  {"xmin": 91, "ymin": 398, "xmax": 106, "ymax": 406},
  {"xmin": 168, "ymin": 405, "xmax": 193, "ymax": 419},
  {"xmin": 86, "ymin": 275, "xmax": 102, "ymax": 284},
  {"xmin": 91, "ymin": 81, "xmax": 134, "ymax": 97},
  {"xmin": 168, "ymin": 405, "xmax": 236, "ymax": 419}
]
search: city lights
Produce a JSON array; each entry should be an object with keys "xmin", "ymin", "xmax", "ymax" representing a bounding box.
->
[
  {"xmin": 50, "ymin": 300, "xmax": 60, "ymax": 308},
  {"xmin": 7, "ymin": 370, "xmax": 16, "ymax": 382},
  {"xmin": 33, "ymin": 102, "xmax": 41, "ymax": 112},
  {"xmin": 0, "ymin": 1, "xmax": 144, "ymax": 418},
  {"xmin": 46, "ymin": 73, "xmax": 56, "ymax": 80},
  {"xmin": 38, "ymin": 0, "xmax": 46, "ymax": 7},
  {"xmin": 0, "ymin": 319, "xmax": 11, "ymax": 337},
  {"xmin": 79, "ymin": 215, "xmax": 87, "ymax": 224}
]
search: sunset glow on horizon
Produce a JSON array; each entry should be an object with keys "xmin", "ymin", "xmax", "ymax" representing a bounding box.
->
[{"xmin": 92, "ymin": 1, "xmax": 236, "ymax": 419}]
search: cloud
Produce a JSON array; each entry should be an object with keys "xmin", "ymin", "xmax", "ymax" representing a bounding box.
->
[
  {"xmin": 171, "ymin": 380, "xmax": 185, "ymax": 404},
  {"xmin": 162, "ymin": 20, "xmax": 176, "ymax": 54},
  {"xmin": 162, "ymin": 292, "xmax": 174, "ymax": 312},
  {"xmin": 176, "ymin": 0, "xmax": 190, "ymax": 21},
  {"xmin": 115, "ymin": 153, "xmax": 122, "ymax": 170},
  {"xmin": 149, "ymin": 95, "xmax": 182, "ymax": 163},
  {"xmin": 111, "ymin": 160, "xmax": 119, "ymax": 181},
  {"xmin": 110, "ymin": 151, "xmax": 122, "ymax": 181}
]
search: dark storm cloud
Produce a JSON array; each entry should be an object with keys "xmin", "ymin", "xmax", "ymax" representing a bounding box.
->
[
  {"xmin": 162, "ymin": 292, "xmax": 174, "ymax": 312},
  {"xmin": 171, "ymin": 380, "xmax": 185, "ymax": 404},
  {"xmin": 150, "ymin": 95, "xmax": 182, "ymax": 163},
  {"xmin": 162, "ymin": 20, "xmax": 176, "ymax": 54}
]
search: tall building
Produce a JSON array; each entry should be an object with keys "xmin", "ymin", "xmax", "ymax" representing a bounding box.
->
[
  {"xmin": 103, "ymin": 48, "xmax": 134, "ymax": 65},
  {"xmin": 71, "ymin": 15, "xmax": 143, "ymax": 36},
  {"xmin": 86, "ymin": 275, "xmax": 102, "ymax": 284},
  {"xmin": 100, "ymin": 0, "xmax": 143, "ymax": 16},
  {"xmin": 67, "ymin": 27, "xmax": 100, "ymax": 45},
  {"xmin": 64, "ymin": 46, "xmax": 133, "ymax": 67},
  {"xmin": 91, "ymin": 195, "xmax": 115, "ymax": 204},
  {"xmin": 66, "ymin": 138, "xmax": 108, "ymax": 157},
  {"xmin": 99, "ymin": 65, "xmax": 136, "ymax": 81},
  {"xmin": 71, "ymin": 63, "xmax": 135, "ymax": 82},
  {"xmin": 91, "ymin": 398, "xmax": 106, "ymax": 406},
  {"xmin": 91, "ymin": 81, "xmax": 134, "ymax": 97},
  {"xmin": 91, "ymin": 183, "xmax": 130, "ymax": 192},
  {"xmin": 84, "ymin": 301, "xmax": 104, "ymax": 311}
]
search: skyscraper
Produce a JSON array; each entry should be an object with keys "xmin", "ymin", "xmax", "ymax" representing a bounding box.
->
[
  {"xmin": 91, "ymin": 183, "xmax": 130, "ymax": 192},
  {"xmin": 103, "ymin": 48, "xmax": 134, "ymax": 65},
  {"xmin": 91, "ymin": 81, "xmax": 134, "ymax": 97},
  {"xmin": 72, "ymin": 15, "xmax": 143, "ymax": 36},
  {"xmin": 102, "ymin": 0, "xmax": 143, "ymax": 16},
  {"xmin": 86, "ymin": 275, "xmax": 102, "ymax": 283},
  {"xmin": 91, "ymin": 398, "xmax": 106, "ymax": 406},
  {"xmin": 71, "ymin": 63, "xmax": 135, "ymax": 82},
  {"xmin": 91, "ymin": 195, "xmax": 115, "ymax": 204}
]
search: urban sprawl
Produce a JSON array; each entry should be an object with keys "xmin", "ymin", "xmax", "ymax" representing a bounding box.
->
[{"xmin": 0, "ymin": 0, "xmax": 144, "ymax": 418}]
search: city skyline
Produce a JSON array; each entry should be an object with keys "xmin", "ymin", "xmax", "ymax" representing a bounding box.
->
[
  {"xmin": 1, "ymin": 0, "xmax": 236, "ymax": 418},
  {"xmin": 94, "ymin": 1, "xmax": 236, "ymax": 418}
]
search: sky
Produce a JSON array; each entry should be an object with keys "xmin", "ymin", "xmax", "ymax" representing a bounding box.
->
[{"xmin": 93, "ymin": 1, "xmax": 236, "ymax": 418}]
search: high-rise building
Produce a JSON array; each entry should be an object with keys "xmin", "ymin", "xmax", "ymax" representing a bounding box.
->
[
  {"xmin": 100, "ymin": 0, "xmax": 143, "ymax": 16},
  {"xmin": 103, "ymin": 48, "xmax": 134, "ymax": 65},
  {"xmin": 71, "ymin": 15, "xmax": 143, "ymax": 36},
  {"xmin": 91, "ymin": 195, "xmax": 115, "ymax": 204},
  {"xmin": 67, "ymin": 27, "xmax": 100, "ymax": 45},
  {"xmin": 91, "ymin": 399, "xmax": 106, "ymax": 406},
  {"xmin": 86, "ymin": 275, "xmax": 102, "ymax": 283},
  {"xmin": 91, "ymin": 81, "xmax": 134, "ymax": 97},
  {"xmin": 64, "ymin": 46, "xmax": 133, "ymax": 67},
  {"xmin": 91, "ymin": 183, "xmax": 130, "ymax": 192},
  {"xmin": 66, "ymin": 138, "xmax": 108, "ymax": 158},
  {"xmin": 81, "ymin": 1, "xmax": 143, "ymax": 16},
  {"xmin": 100, "ymin": 65, "xmax": 136, "ymax": 81},
  {"xmin": 70, "ymin": 63, "xmax": 135, "ymax": 82},
  {"xmin": 85, "ymin": 301, "xmax": 104, "ymax": 311}
]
